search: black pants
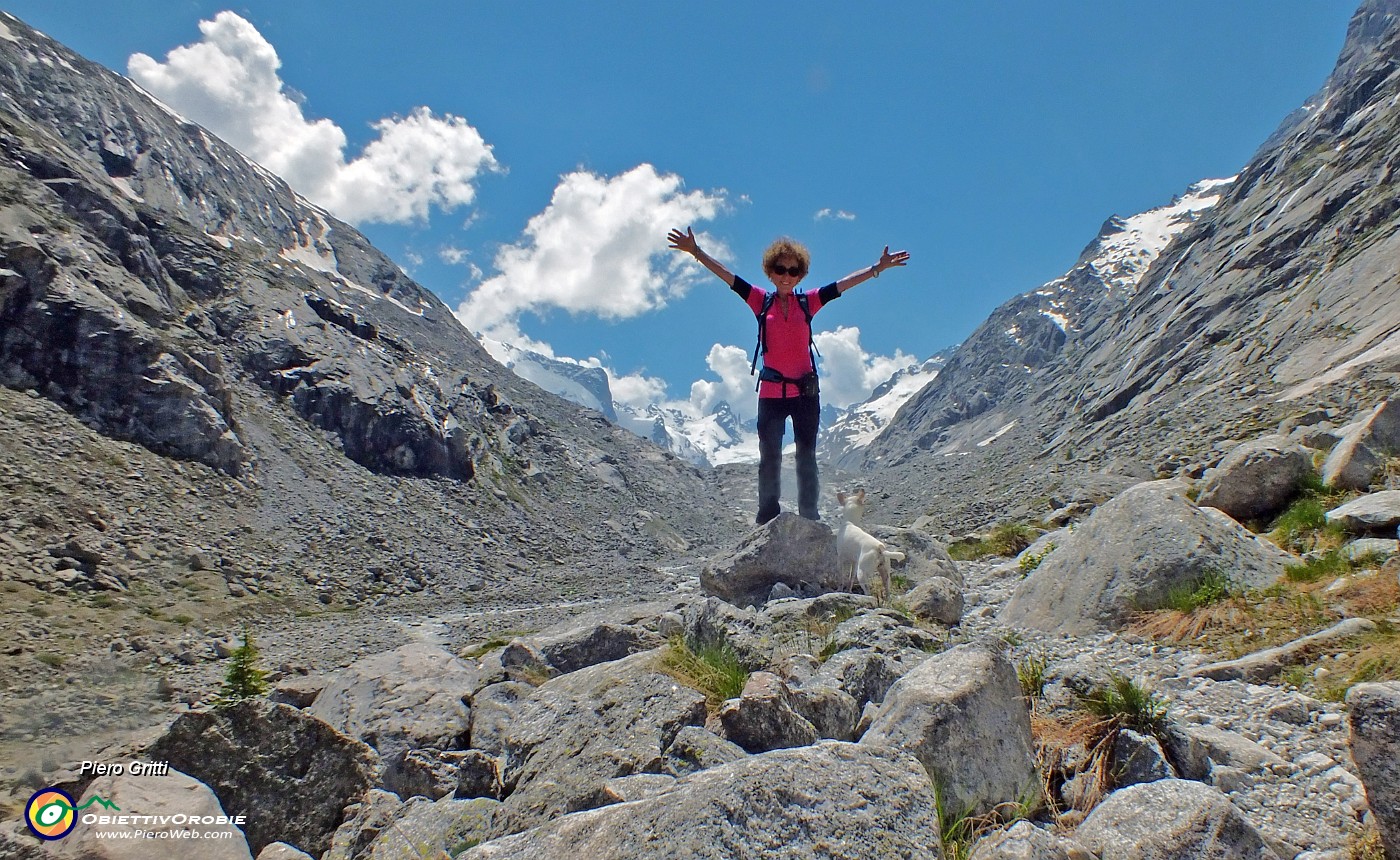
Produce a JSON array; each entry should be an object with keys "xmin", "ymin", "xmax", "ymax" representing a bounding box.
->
[{"xmin": 756, "ymin": 394, "xmax": 821, "ymax": 524}]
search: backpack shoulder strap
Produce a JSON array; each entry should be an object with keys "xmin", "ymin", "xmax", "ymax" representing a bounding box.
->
[{"xmin": 750, "ymin": 292, "xmax": 777, "ymax": 375}]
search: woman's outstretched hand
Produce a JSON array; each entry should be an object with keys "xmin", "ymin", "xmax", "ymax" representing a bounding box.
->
[
  {"xmin": 667, "ymin": 227, "xmax": 699, "ymax": 257},
  {"xmin": 877, "ymin": 246, "xmax": 911, "ymax": 272}
]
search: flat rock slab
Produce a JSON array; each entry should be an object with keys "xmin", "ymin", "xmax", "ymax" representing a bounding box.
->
[
  {"xmin": 462, "ymin": 742, "xmax": 942, "ymax": 859},
  {"xmin": 1327, "ymin": 491, "xmax": 1400, "ymax": 532},
  {"xmin": 1188, "ymin": 617, "xmax": 1378, "ymax": 683},
  {"xmin": 1076, "ymin": 779, "xmax": 1279, "ymax": 859}
]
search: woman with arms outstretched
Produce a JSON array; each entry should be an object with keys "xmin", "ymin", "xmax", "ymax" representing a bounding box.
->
[{"xmin": 667, "ymin": 227, "xmax": 910, "ymax": 524}]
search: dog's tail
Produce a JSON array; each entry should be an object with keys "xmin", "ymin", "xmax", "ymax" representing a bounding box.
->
[{"xmin": 882, "ymin": 549, "xmax": 906, "ymax": 564}]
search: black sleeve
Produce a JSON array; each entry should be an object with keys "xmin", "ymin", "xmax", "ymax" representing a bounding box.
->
[
  {"xmin": 817, "ymin": 282, "xmax": 841, "ymax": 304},
  {"xmin": 731, "ymin": 274, "xmax": 753, "ymax": 299}
]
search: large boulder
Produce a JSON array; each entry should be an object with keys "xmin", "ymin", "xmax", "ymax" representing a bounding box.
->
[
  {"xmin": 701, "ymin": 514, "xmax": 840, "ymax": 607},
  {"xmin": 146, "ymin": 700, "xmax": 380, "ymax": 858},
  {"xmin": 813, "ymin": 646, "xmax": 931, "ymax": 709},
  {"xmin": 861, "ymin": 641, "xmax": 1039, "ymax": 821},
  {"xmin": 717, "ymin": 672, "xmax": 820, "ymax": 753},
  {"xmin": 1347, "ymin": 682, "xmax": 1400, "ymax": 859},
  {"xmin": 307, "ymin": 643, "xmax": 478, "ymax": 795},
  {"xmin": 1323, "ymin": 400, "xmax": 1400, "ymax": 490},
  {"xmin": 503, "ymin": 622, "xmax": 665, "ymax": 676},
  {"xmin": 461, "ymin": 742, "xmax": 943, "ymax": 859},
  {"xmin": 662, "ymin": 726, "xmax": 747, "ymax": 776},
  {"xmin": 490, "ymin": 650, "xmax": 706, "ymax": 836},
  {"xmin": 1001, "ymin": 480, "xmax": 1294, "ymax": 634},
  {"xmin": 60, "ymin": 770, "xmax": 254, "ymax": 860},
  {"xmin": 1326, "ymin": 491, "xmax": 1400, "ymax": 533},
  {"xmin": 1196, "ymin": 434, "xmax": 1313, "ymax": 521},
  {"xmin": 354, "ymin": 796, "xmax": 498, "ymax": 860},
  {"xmin": 1075, "ymin": 779, "xmax": 1279, "ymax": 859},
  {"xmin": 905, "ymin": 576, "xmax": 965, "ymax": 626}
]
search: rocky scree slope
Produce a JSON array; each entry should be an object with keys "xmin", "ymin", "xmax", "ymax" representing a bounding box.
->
[
  {"xmin": 862, "ymin": 0, "xmax": 1400, "ymax": 532},
  {"xmin": 0, "ymin": 10, "xmax": 731, "ymax": 791}
]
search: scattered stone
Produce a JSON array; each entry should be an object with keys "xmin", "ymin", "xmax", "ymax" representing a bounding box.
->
[
  {"xmin": 1076, "ymin": 779, "xmax": 1280, "ymax": 859},
  {"xmin": 717, "ymin": 672, "xmax": 820, "ymax": 753},
  {"xmin": 1326, "ymin": 491, "xmax": 1400, "ymax": 533},
  {"xmin": 862, "ymin": 640, "xmax": 1039, "ymax": 821},
  {"xmin": 905, "ymin": 576, "xmax": 965, "ymax": 626},
  {"xmin": 1197, "ymin": 434, "xmax": 1312, "ymax": 521}
]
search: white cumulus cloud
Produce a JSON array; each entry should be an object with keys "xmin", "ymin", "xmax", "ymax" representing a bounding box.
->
[
  {"xmin": 813, "ymin": 326, "xmax": 917, "ymax": 409},
  {"xmin": 689, "ymin": 344, "xmax": 760, "ymax": 420},
  {"xmin": 127, "ymin": 12, "xmax": 500, "ymax": 224},
  {"xmin": 814, "ymin": 208, "xmax": 857, "ymax": 221},
  {"xmin": 455, "ymin": 163, "xmax": 725, "ymax": 334}
]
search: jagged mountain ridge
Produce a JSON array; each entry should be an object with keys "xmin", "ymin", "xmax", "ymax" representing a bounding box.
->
[
  {"xmin": 862, "ymin": 0, "xmax": 1400, "ymax": 529},
  {"xmin": 0, "ymin": 11, "xmax": 729, "ymax": 609}
]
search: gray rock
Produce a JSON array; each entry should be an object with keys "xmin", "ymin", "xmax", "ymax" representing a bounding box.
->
[
  {"xmin": 814, "ymin": 646, "xmax": 930, "ymax": 709},
  {"xmin": 527, "ymin": 622, "xmax": 669, "ymax": 674},
  {"xmin": 358, "ymin": 796, "xmax": 497, "ymax": 860},
  {"xmin": 1112, "ymin": 728, "xmax": 1175, "ymax": 787},
  {"xmin": 701, "ymin": 514, "xmax": 840, "ymax": 607},
  {"xmin": 1160, "ymin": 721, "xmax": 1289, "ymax": 783},
  {"xmin": 456, "ymin": 749, "xmax": 505, "ymax": 800},
  {"xmin": 396, "ymin": 748, "xmax": 469, "ymax": 800},
  {"xmin": 1343, "ymin": 538, "xmax": 1400, "ymax": 560},
  {"xmin": 491, "ymin": 650, "xmax": 706, "ymax": 836},
  {"xmin": 1197, "ymin": 434, "xmax": 1312, "ymax": 521},
  {"xmin": 257, "ymin": 844, "xmax": 314, "ymax": 860},
  {"xmin": 905, "ymin": 576, "xmax": 965, "ymax": 626},
  {"xmin": 594, "ymin": 773, "xmax": 677, "ymax": 804},
  {"xmin": 1322, "ymin": 436, "xmax": 1387, "ymax": 491},
  {"xmin": 307, "ymin": 643, "xmax": 477, "ymax": 795},
  {"xmin": 862, "ymin": 641, "xmax": 1039, "ymax": 821},
  {"xmin": 63, "ymin": 769, "xmax": 254, "ymax": 860},
  {"xmin": 1076, "ymin": 779, "xmax": 1280, "ymax": 859},
  {"xmin": 824, "ymin": 608, "xmax": 943, "ymax": 655},
  {"xmin": 789, "ymin": 681, "xmax": 861, "ymax": 741},
  {"xmin": 717, "ymin": 672, "xmax": 820, "ymax": 752},
  {"xmin": 1347, "ymin": 682, "xmax": 1400, "ymax": 859},
  {"xmin": 1001, "ymin": 481, "xmax": 1293, "ymax": 634},
  {"xmin": 468, "ymin": 681, "xmax": 532, "ymax": 758},
  {"xmin": 461, "ymin": 742, "xmax": 943, "ymax": 859},
  {"xmin": 1324, "ymin": 400, "xmax": 1400, "ymax": 491},
  {"xmin": 969, "ymin": 820, "xmax": 1095, "ymax": 860},
  {"xmin": 1326, "ymin": 491, "xmax": 1400, "ymax": 532},
  {"xmin": 322, "ymin": 789, "xmax": 404, "ymax": 860},
  {"xmin": 147, "ymin": 700, "xmax": 380, "ymax": 858},
  {"xmin": 271, "ymin": 673, "xmax": 329, "ymax": 709},
  {"xmin": 662, "ymin": 725, "xmax": 748, "ymax": 776}
]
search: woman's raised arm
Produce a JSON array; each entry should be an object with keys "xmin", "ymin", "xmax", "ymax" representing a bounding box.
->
[
  {"xmin": 668, "ymin": 227, "xmax": 736, "ymax": 287},
  {"xmin": 835, "ymin": 246, "xmax": 911, "ymax": 293}
]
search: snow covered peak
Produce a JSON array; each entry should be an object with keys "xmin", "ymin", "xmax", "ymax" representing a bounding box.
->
[{"xmin": 1082, "ymin": 177, "xmax": 1234, "ymax": 293}]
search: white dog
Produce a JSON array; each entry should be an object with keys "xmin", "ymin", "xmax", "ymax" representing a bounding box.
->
[{"xmin": 836, "ymin": 490, "xmax": 905, "ymax": 600}]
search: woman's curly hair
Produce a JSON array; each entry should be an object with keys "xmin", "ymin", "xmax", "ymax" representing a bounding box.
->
[{"xmin": 762, "ymin": 237, "xmax": 811, "ymax": 277}]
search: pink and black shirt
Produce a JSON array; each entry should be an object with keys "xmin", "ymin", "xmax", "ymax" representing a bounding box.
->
[{"xmin": 732, "ymin": 275, "xmax": 842, "ymax": 399}]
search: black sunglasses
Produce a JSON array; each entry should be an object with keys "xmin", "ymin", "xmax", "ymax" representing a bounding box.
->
[{"xmin": 770, "ymin": 265, "xmax": 805, "ymax": 277}]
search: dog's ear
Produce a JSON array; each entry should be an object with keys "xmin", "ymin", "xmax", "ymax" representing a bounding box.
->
[
  {"xmin": 856, "ymin": 489, "xmax": 866, "ymax": 501},
  {"xmin": 837, "ymin": 491, "xmax": 847, "ymax": 504}
]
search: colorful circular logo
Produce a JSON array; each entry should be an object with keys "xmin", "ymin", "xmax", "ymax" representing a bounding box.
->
[{"xmin": 25, "ymin": 787, "xmax": 77, "ymax": 840}]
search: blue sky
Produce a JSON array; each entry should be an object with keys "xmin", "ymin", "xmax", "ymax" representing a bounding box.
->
[{"xmin": 7, "ymin": 2, "xmax": 1356, "ymax": 420}]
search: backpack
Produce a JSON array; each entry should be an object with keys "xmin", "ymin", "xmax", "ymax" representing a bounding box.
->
[{"xmin": 750, "ymin": 291, "xmax": 819, "ymax": 376}]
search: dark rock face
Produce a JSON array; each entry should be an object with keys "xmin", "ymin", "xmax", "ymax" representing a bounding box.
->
[{"xmin": 147, "ymin": 700, "xmax": 381, "ymax": 858}]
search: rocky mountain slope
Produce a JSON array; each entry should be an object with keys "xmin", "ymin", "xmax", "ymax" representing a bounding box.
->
[
  {"xmin": 0, "ymin": 8, "xmax": 735, "ymax": 788},
  {"xmin": 861, "ymin": 0, "xmax": 1400, "ymax": 531}
]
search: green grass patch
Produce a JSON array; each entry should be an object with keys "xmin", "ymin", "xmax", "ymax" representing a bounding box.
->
[
  {"xmin": 949, "ymin": 523, "xmax": 1038, "ymax": 561},
  {"xmin": 35, "ymin": 652, "xmax": 65, "ymax": 669},
  {"xmin": 1164, "ymin": 568, "xmax": 1235, "ymax": 613},
  {"xmin": 1017, "ymin": 652, "xmax": 1048, "ymax": 703},
  {"xmin": 1078, "ymin": 672, "xmax": 1168, "ymax": 737},
  {"xmin": 1286, "ymin": 550, "xmax": 1356, "ymax": 583},
  {"xmin": 660, "ymin": 635, "xmax": 749, "ymax": 712},
  {"xmin": 1018, "ymin": 542, "xmax": 1056, "ymax": 575}
]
